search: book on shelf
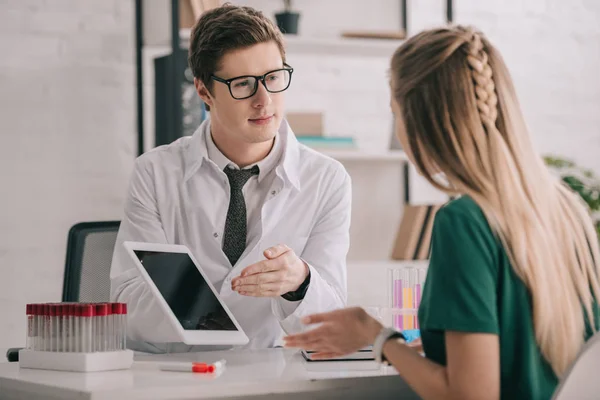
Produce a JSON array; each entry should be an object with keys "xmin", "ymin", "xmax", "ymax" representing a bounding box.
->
[
  {"xmin": 180, "ymin": 0, "xmax": 222, "ymax": 29},
  {"xmin": 296, "ymin": 136, "xmax": 356, "ymax": 150},
  {"xmin": 341, "ymin": 30, "xmax": 407, "ymax": 40},
  {"xmin": 286, "ymin": 112, "xmax": 323, "ymax": 136},
  {"xmin": 391, "ymin": 204, "xmax": 442, "ymax": 260}
]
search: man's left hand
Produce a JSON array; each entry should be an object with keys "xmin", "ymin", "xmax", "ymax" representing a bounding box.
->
[{"xmin": 231, "ymin": 244, "xmax": 309, "ymax": 297}]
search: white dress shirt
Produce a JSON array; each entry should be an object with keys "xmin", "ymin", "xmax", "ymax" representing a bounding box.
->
[
  {"xmin": 110, "ymin": 119, "xmax": 351, "ymax": 352},
  {"xmin": 205, "ymin": 129, "xmax": 282, "ymax": 249}
]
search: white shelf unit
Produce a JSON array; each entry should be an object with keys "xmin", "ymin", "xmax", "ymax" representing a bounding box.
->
[
  {"xmin": 318, "ymin": 149, "xmax": 407, "ymax": 162},
  {"xmin": 178, "ymin": 29, "xmax": 404, "ymax": 58},
  {"xmin": 283, "ymin": 35, "xmax": 404, "ymax": 57}
]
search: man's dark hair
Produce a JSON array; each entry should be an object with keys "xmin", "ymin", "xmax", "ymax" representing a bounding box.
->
[{"xmin": 188, "ymin": 3, "xmax": 286, "ymax": 107}]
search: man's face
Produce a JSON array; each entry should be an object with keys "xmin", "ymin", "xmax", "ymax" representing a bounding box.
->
[{"xmin": 197, "ymin": 41, "xmax": 287, "ymax": 145}]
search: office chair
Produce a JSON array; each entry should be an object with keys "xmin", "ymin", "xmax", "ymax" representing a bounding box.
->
[
  {"xmin": 552, "ymin": 331, "xmax": 600, "ymax": 399},
  {"xmin": 6, "ymin": 221, "xmax": 121, "ymax": 362}
]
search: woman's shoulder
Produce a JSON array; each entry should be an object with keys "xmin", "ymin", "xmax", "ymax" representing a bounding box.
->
[
  {"xmin": 434, "ymin": 195, "xmax": 499, "ymax": 249},
  {"xmin": 437, "ymin": 195, "xmax": 487, "ymax": 224}
]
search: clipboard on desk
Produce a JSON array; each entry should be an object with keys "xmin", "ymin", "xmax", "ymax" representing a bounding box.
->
[{"xmin": 301, "ymin": 346, "xmax": 374, "ymax": 362}]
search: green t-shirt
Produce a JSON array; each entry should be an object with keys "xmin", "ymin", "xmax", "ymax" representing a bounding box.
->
[{"xmin": 418, "ymin": 196, "xmax": 599, "ymax": 400}]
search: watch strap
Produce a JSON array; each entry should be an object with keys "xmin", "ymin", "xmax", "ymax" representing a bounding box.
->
[{"xmin": 373, "ymin": 327, "xmax": 406, "ymax": 364}]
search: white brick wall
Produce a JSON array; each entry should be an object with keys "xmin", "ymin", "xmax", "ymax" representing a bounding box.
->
[
  {"xmin": 0, "ymin": 0, "xmax": 598, "ymax": 350},
  {"xmin": 0, "ymin": 0, "xmax": 135, "ymax": 351}
]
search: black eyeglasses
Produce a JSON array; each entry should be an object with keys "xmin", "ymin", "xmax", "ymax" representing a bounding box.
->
[{"xmin": 210, "ymin": 64, "xmax": 294, "ymax": 100}]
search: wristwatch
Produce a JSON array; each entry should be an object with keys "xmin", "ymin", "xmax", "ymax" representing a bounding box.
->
[{"xmin": 373, "ymin": 327, "xmax": 406, "ymax": 364}]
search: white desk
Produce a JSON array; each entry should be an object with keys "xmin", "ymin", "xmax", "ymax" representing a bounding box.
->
[{"xmin": 0, "ymin": 348, "xmax": 419, "ymax": 399}]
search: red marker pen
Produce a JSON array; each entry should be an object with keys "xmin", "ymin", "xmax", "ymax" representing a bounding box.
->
[{"xmin": 158, "ymin": 360, "xmax": 226, "ymax": 373}]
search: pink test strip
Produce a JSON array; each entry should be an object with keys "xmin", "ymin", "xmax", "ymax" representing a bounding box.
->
[{"xmin": 394, "ymin": 279, "xmax": 403, "ymax": 330}]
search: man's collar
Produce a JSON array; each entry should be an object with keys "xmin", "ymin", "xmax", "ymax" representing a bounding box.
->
[
  {"xmin": 205, "ymin": 130, "xmax": 233, "ymax": 173},
  {"xmin": 183, "ymin": 118, "xmax": 301, "ymax": 191},
  {"xmin": 205, "ymin": 129, "xmax": 282, "ymax": 185}
]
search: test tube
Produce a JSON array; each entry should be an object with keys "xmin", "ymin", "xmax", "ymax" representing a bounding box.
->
[
  {"xmin": 34, "ymin": 304, "xmax": 44, "ymax": 351},
  {"xmin": 55, "ymin": 304, "xmax": 60, "ymax": 352},
  {"xmin": 92, "ymin": 303, "xmax": 97, "ymax": 352},
  {"xmin": 51, "ymin": 304, "xmax": 56, "ymax": 351},
  {"xmin": 95, "ymin": 303, "xmax": 108, "ymax": 352},
  {"xmin": 110, "ymin": 303, "xmax": 120, "ymax": 351},
  {"xmin": 39, "ymin": 304, "xmax": 44, "ymax": 351},
  {"xmin": 403, "ymin": 269, "xmax": 415, "ymax": 330},
  {"xmin": 121, "ymin": 303, "xmax": 127, "ymax": 350},
  {"xmin": 390, "ymin": 269, "xmax": 403, "ymax": 330},
  {"xmin": 26, "ymin": 304, "xmax": 32, "ymax": 350},
  {"xmin": 105, "ymin": 303, "xmax": 112, "ymax": 351},
  {"xmin": 57, "ymin": 304, "xmax": 63, "ymax": 352},
  {"xmin": 74, "ymin": 304, "xmax": 81, "ymax": 352},
  {"xmin": 72, "ymin": 303, "xmax": 77, "ymax": 352},
  {"xmin": 56, "ymin": 304, "xmax": 63, "ymax": 352},
  {"xmin": 387, "ymin": 269, "xmax": 393, "ymax": 308},
  {"xmin": 414, "ymin": 270, "xmax": 422, "ymax": 309},
  {"xmin": 80, "ymin": 304, "xmax": 94, "ymax": 353},
  {"xmin": 29, "ymin": 304, "xmax": 35, "ymax": 351},
  {"xmin": 60, "ymin": 304, "xmax": 66, "ymax": 352},
  {"xmin": 64, "ymin": 304, "xmax": 70, "ymax": 352},
  {"xmin": 414, "ymin": 270, "xmax": 422, "ymax": 329}
]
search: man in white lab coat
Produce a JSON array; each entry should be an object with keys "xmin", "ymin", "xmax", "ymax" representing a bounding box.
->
[{"xmin": 110, "ymin": 4, "xmax": 351, "ymax": 352}]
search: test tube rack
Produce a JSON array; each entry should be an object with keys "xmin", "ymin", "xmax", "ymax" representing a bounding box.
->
[
  {"xmin": 20, "ymin": 302, "xmax": 133, "ymax": 372},
  {"xmin": 19, "ymin": 349, "xmax": 134, "ymax": 372},
  {"xmin": 388, "ymin": 267, "xmax": 426, "ymax": 331}
]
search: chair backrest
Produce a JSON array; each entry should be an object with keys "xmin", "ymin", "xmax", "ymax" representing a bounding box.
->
[
  {"xmin": 552, "ymin": 331, "xmax": 600, "ymax": 400},
  {"xmin": 62, "ymin": 221, "xmax": 121, "ymax": 302}
]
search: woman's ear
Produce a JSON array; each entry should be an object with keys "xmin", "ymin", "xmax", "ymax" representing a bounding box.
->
[{"xmin": 194, "ymin": 78, "xmax": 214, "ymax": 109}]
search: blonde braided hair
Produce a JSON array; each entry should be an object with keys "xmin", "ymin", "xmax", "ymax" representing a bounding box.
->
[
  {"xmin": 465, "ymin": 30, "xmax": 499, "ymax": 127},
  {"xmin": 391, "ymin": 25, "xmax": 600, "ymax": 378}
]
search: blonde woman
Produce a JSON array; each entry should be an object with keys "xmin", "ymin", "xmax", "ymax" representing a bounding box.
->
[{"xmin": 284, "ymin": 25, "xmax": 600, "ymax": 400}]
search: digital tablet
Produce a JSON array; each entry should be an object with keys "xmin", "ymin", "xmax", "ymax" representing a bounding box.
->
[
  {"xmin": 123, "ymin": 241, "xmax": 249, "ymax": 346},
  {"xmin": 301, "ymin": 346, "xmax": 374, "ymax": 362}
]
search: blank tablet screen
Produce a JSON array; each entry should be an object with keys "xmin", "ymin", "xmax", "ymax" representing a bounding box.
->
[{"xmin": 134, "ymin": 250, "xmax": 237, "ymax": 331}]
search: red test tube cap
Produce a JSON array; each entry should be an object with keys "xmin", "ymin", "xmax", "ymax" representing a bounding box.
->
[
  {"xmin": 95, "ymin": 303, "xmax": 108, "ymax": 316},
  {"xmin": 80, "ymin": 304, "xmax": 94, "ymax": 317},
  {"xmin": 111, "ymin": 303, "xmax": 124, "ymax": 314}
]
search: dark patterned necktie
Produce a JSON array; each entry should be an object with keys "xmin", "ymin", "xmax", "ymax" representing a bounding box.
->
[{"xmin": 222, "ymin": 165, "xmax": 260, "ymax": 266}]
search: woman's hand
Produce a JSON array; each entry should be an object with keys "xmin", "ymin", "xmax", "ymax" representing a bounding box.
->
[{"xmin": 283, "ymin": 307, "xmax": 383, "ymax": 359}]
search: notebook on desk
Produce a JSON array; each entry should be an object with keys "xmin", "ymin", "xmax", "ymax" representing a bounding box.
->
[{"xmin": 301, "ymin": 346, "xmax": 374, "ymax": 362}]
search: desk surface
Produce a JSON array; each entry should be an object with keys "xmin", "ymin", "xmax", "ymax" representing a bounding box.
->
[{"xmin": 0, "ymin": 348, "xmax": 419, "ymax": 400}]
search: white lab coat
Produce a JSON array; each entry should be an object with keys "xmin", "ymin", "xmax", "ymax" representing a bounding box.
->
[{"xmin": 110, "ymin": 119, "xmax": 351, "ymax": 352}]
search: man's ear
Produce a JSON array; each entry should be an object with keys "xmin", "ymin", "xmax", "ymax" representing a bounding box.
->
[{"xmin": 194, "ymin": 78, "xmax": 214, "ymax": 110}]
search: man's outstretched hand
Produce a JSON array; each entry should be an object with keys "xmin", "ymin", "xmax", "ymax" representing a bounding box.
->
[{"xmin": 231, "ymin": 244, "xmax": 309, "ymax": 297}]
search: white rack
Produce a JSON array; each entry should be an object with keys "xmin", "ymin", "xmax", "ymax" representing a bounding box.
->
[
  {"xmin": 347, "ymin": 260, "xmax": 429, "ymax": 307},
  {"xmin": 319, "ymin": 149, "xmax": 407, "ymax": 162},
  {"xmin": 19, "ymin": 350, "xmax": 134, "ymax": 373},
  {"xmin": 177, "ymin": 29, "xmax": 403, "ymax": 58}
]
